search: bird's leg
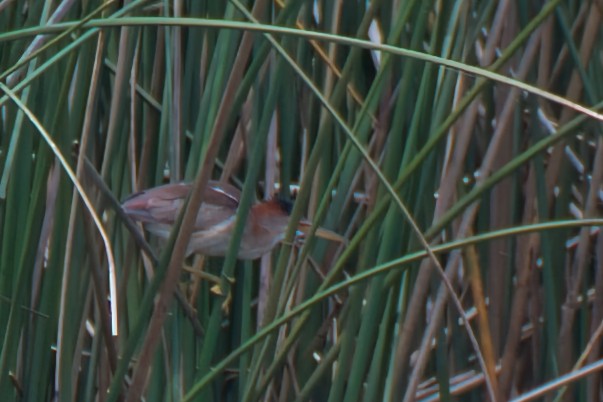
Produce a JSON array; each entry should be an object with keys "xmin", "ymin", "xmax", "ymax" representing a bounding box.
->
[
  {"xmin": 221, "ymin": 292, "xmax": 233, "ymax": 315},
  {"xmin": 182, "ymin": 255, "xmax": 223, "ymax": 301},
  {"xmin": 183, "ymin": 256, "xmax": 203, "ymax": 305}
]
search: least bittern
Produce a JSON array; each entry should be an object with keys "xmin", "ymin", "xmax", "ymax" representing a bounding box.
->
[{"xmin": 122, "ymin": 181, "xmax": 342, "ymax": 259}]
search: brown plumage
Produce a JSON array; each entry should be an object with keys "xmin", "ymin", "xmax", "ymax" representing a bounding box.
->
[{"xmin": 122, "ymin": 181, "xmax": 341, "ymax": 259}]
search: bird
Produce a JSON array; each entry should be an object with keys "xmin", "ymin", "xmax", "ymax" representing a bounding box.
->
[{"xmin": 122, "ymin": 181, "xmax": 342, "ymax": 259}]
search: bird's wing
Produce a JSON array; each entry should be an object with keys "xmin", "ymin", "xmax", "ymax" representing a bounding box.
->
[
  {"xmin": 203, "ymin": 181, "xmax": 240, "ymax": 209},
  {"xmin": 122, "ymin": 181, "xmax": 242, "ymax": 230},
  {"xmin": 195, "ymin": 181, "xmax": 240, "ymax": 230},
  {"xmin": 122, "ymin": 182, "xmax": 191, "ymax": 224}
]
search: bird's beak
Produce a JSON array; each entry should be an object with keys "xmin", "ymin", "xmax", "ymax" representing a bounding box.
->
[{"xmin": 296, "ymin": 221, "xmax": 347, "ymax": 244}]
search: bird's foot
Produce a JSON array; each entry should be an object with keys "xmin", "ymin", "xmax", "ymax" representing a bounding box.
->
[{"xmin": 210, "ymin": 275, "xmax": 236, "ymax": 314}]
